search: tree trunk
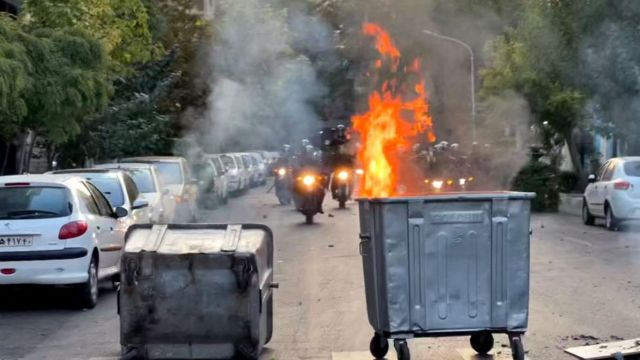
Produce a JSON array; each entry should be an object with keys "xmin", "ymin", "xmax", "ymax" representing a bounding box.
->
[
  {"xmin": 24, "ymin": 131, "xmax": 36, "ymax": 173},
  {"xmin": 565, "ymin": 129, "xmax": 587, "ymax": 190},
  {"xmin": 0, "ymin": 142, "xmax": 8, "ymax": 175}
]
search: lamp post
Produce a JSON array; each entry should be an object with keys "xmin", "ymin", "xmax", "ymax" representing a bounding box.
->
[{"xmin": 423, "ymin": 29, "xmax": 476, "ymax": 142}]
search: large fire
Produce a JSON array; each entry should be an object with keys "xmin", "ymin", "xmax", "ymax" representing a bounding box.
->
[{"xmin": 353, "ymin": 22, "xmax": 436, "ymax": 198}]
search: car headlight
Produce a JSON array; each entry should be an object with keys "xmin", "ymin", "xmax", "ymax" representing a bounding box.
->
[
  {"xmin": 302, "ymin": 175, "xmax": 316, "ymax": 186},
  {"xmin": 277, "ymin": 168, "xmax": 287, "ymax": 176},
  {"xmin": 337, "ymin": 171, "xmax": 349, "ymax": 181},
  {"xmin": 459, "ymin": 178, "xmax": 466, "ymax": 186},
  {"xmin": 355, "ymin": 168, "xmax": 364, "ymax": 175},
  {"xmin": 432, "ymin": 180, "xmax": 443, "ymax": 190}
]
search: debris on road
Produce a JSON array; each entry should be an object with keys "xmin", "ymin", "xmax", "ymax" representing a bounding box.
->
[{"xmin": 565, "ymin": 337, "xmax": 640, "ymax": 359}]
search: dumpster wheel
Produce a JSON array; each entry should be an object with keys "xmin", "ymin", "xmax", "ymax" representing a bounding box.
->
[
  {"xmin": 369, "ymin": 333, "xmax": 389, "ymax": 359},
  {"xmin": 509, "ymin": 334, "xmax": 525, "ymax": 360},
  {"xmin": 393, "ymin": 339, "xmax": 410, "ymax": 360},
  {"xmin": 470, "ymin": 332, "xmax": 494, "ymax": 355}
]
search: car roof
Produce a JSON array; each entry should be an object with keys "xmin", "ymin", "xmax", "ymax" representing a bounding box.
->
[
  {"xmin": 0, "ymin": 174, "xmax": 84, "ymax": 187},
  {"xmin": 95, "ymin": 162, "xmax": 155, "ymax": 170},
  {"xmin": 50, "ymin": 168, "xmax": 112, "ymax": 174},
  {"xmin": 618, "ymin": 157, "xmax": 640, "ymax": 162},
  {"xmin": 121, "ymin": 156, "xmax": 185, "ymax": 163}
]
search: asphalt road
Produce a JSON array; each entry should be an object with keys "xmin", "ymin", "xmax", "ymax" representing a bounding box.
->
[{"xmin": 1, "ymin": 186, "xmax": 639, "ymax": 360}]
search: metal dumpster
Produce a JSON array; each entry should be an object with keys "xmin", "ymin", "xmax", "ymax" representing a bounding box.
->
[
  {"xmin": 357, "ymin": 192, "xmax": 535, "ymax": 360},
  {"xmin": 118, "ymin": 224, "xmax": 277, "ymax": 360}
]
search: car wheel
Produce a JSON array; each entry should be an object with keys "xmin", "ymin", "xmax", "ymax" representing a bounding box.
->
[
  {"xmin": 605, "ymin": 204, "xmax": 618, "ymax": 231},
  {"xmin": 76, "ymin": 256, "xmax": 98, "ymax": 309},
  {"xmin": 582, "ymin": 200, "xmax": 595, "ymax": 225}
]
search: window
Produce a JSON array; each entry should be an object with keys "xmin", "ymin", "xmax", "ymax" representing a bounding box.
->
[
  {"xmin": 126, "ymin": 168, "xmax": 156, "ymax": 193},
  {"xmin": 234, "ymin": 155, "xmax": 244, "ymax": 169},
  {"xmin": 623, "ymin": 161, "xmax": 640, "ymax": 177},
  {"xmin": 242, "ymin": 155, "xmax": 251, "ymax": 168},
  {"xmin": 85, "ymin": 174, "xmax": 125, "ymax": 207},
  {"xmin": 211, "ymin": 158, "xmax": 224, "ymax": 175},
  {"xmin": 76, "ymin": 183, "xmax": 100, "ymax": 215},
  {"xmin": 251, "ymin": 156, "xmax": 258, "ymax": 166},
  {"xmin": 122, "ymin": 174, "xmax": 140, "ymax": 203},
  {"xmin": 0, "ymin": 187, "xmax": 72, "ymax": 219},
  {"xmin": 601, "ymin": 161, "xmax": 617, "ymax": 182},
  {"xmin": 85, "ymin": 182, "xmax": 114, "ymax": 217},
  {"xmin": 221, "ymin": 155, "xmax": 236, "ymax": 170},
  {"xmin": 192, "ymin": 162, "xmax": 214, "ymax": 182},
  {"xmin": 154, "ymin": 162, "xmax": 184, "ymax": 185}
]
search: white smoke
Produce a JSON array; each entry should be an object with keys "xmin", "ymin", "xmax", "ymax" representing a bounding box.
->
[{"xmin": 191, "ymin": 0, "xmax": 333, "ymax": 153}]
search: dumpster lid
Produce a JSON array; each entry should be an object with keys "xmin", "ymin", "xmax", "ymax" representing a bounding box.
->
[
  {"xmin": 356, "ymin": 191, "xmax": 536, "ymax": 203},
  {"xmin": 124, "ymin": 223, "xmax": 273, "ymax": 254}
]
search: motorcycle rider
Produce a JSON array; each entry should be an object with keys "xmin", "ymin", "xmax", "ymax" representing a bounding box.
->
[{"xmin": 293, "ymin": 143, "xmax": 326, "ymax": 214}]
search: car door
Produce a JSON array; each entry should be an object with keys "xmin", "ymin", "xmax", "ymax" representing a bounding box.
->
[
  {"xmin": 592, "ymin": 161, "xmax": 616, "ymax": 216},
  {"xmin": 602, "ymin": 160, "xmax": 621, "ymax": 209},
  {"xmin": 84, "ymin": 182, "xmax": 123, "ymax": 270}
]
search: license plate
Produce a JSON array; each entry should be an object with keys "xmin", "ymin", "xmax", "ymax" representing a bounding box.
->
[{"xmin": 0, "ymin": 236, "xmax": 33, "ymax": 247}]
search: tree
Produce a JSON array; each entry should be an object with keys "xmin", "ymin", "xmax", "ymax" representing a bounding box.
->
[
  {"xmin": 0, "ymin": 16, "xmax": 110, "ymax": 171},
  {"xmin": 21, "ymin": 0, "xmax": 158, "ymax": 71}
]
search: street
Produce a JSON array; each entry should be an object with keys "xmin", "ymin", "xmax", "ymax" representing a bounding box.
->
[{"xmin": 1, "ymin": 186, "xmax": 639, "ymax": 360}]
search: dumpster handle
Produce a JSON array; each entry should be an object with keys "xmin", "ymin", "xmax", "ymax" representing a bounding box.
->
[{"xmin": 359, "ymin": 233, "xmax": 371, "ymax": 256}]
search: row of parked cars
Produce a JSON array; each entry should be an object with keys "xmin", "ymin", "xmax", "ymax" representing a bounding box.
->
[{"xmin": 0, "ymin": 151, "xmax": 279, "ymax": 309}]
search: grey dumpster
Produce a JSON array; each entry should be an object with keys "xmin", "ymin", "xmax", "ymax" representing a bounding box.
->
[
  {"xmin": 119, "ymin": 224, "xmax": 277, "ymax": 360},
  {"xmin": 358, "ymin": 192, "xmax": 535, "ymax": 360}
]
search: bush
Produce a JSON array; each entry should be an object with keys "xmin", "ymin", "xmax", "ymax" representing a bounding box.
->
[
  {"xmin": 558, "ymin": 171, "xmax": 579, "ymax": 193},
  {"xmin": 512, "ymin": 160, "xmax": 559, "ymax": 212}
]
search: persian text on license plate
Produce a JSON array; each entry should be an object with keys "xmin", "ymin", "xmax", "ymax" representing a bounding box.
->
[{"xmin": 0, "ymin": 236, "xmax": 33, "ymax": 247}]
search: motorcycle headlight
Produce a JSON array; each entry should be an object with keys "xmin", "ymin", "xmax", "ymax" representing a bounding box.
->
[
  {"xmin": 337, "ymin": 171, "xmax": 349, "ymax": 181},
  {"xmin": 355, "ymin": 168, "xmax": 365, "ymax": 175},
  {"xmin": 302, "ymin": 175, "xmax": 316, "ymax": 186},
  {"xmin": 459, "ymin": 178, "xmax": 466, "ymax": 186},
  {"xmin": 277, "ymin": 168, "xmax": 286, "ymax": 176},
  {"xmin": 432, "ymin": 180, "xmax": 443, "ymax": 190}
]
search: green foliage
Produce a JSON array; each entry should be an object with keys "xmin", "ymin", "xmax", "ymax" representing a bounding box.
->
[
  {"xmin": 21, "ymin": 0, "xmax": 158, "ymax": 70},
  {"xmin": 558, "ymin": 171, "xmax": 579, "ymax": 193},
  {"xmin": 512, "ymin": 160, "xmax": 559, "ymax": 212},
  {"xmin": 0, "ymin": 16, "xmax": 110, "ymax": 144}
]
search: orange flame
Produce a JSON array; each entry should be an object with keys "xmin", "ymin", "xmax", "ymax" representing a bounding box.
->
[{"xmin": 353, "ymin": 23, "xmax": 436, "ymax": 198}]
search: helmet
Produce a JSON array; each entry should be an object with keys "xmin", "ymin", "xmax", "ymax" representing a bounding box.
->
[
  {"xmin": 301, "ymin": 139, "xmax": 310, "ymax": 147},
  {"xmin": 283, "ymin": 144, "xmax": 291, "ymax": 153},
  {"xmin": 450, "ymin": 143, "xmax": 459, "ymax": 151},
  {"xmin": 305, "ymin": 145, "xmax": 314, "ymax": 153}
]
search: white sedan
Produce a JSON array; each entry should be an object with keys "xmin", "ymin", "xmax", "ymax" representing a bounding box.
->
[
  {"xmin": 583, "ymin": 156, "xmax": 640, "ymax": 230},
  {"xmin": 0, "ymin": 175, "xmax": 129, "ymax": 309}
]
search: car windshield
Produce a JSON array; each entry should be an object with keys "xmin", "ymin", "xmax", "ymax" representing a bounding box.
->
[
  {"xmin": 211, "ymin": 158, "xmax": 224, "ymax": 174},
  {"xmin": 0, "ymin": 186, "xmax": 72, "ymax": 219},
  {"xmin": 154, "ymin": 162, "xmax": 183, "ymax": 185},
  {"xmin": 242, "ymin": 155, "xmax": 251, "ymax": 168},
  {"xmin": 221, "ymin": 155, "xmax": 236, "ymax": 170},
  {"xmin": 84, "ymin": 174, "xmax": 125, "ymax": 207},
  {"xmin": 126, "ymin": 168, "xmax": 156, "ymax": 193},
  {"xmin": 623, "ymin": 161, "xmax": 640, "ymax": 177}
]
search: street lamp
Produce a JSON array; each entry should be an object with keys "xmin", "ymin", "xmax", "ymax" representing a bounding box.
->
[{"xmin": 422, "ymin": 29, "xmax": 476, "ymax": 142}]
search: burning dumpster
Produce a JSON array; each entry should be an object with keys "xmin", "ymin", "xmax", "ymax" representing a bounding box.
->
[
  {"xmin": 358, "ymin": 192, "xmax": 534, "ymax": 360},
  {"xmin": 119, "ymin": 224, "xmax": 277, "ymax": 360}
]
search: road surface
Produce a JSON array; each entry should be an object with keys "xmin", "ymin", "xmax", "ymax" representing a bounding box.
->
[{"xmin": 1, "ymin": 186, "xmax": 639, "ymax": 360}]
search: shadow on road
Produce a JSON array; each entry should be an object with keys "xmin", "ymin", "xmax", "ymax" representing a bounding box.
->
[{"xmin": 0, "ymin": 281, "xmax": 116, "ymax": 311}]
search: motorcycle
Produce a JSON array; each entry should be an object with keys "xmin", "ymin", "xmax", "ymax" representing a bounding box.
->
[
  {"xmin": 274, "ymin": 167, "xmax": 292, "ymax": 205},
  {"xmin": 293, "ymin": 170, "xmax": 325, "ymax": 224},
  {"xmin": 331, "ymin": 168, "xmax": 352, "ymax": 209}
]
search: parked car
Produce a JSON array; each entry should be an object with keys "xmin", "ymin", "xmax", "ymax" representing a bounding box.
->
[
  {"xmin": 0, "ymin": 175, "xmax": 129, "ymax": 308},
  {"xmin": 583, "ymin": 156, "xmax": 640, "ymax": 230},
  {"xmin": 93, "ymin": 163, "xmax": 173, "ymax": 223},
  {"xmin": 48, "ymin": 169, "xmax": 150, "ymax": 226},
  {"xmin": 120, "ymin": 156, "xmax": 197, "ymax": 222},
  {"xmin": 228, "ymin": 153, "xmax": 251, "ymax": 192},
  {"xmin": 219, "ymin": 154, "xmax": 244, "ymax": 193},
  {"xmin": 250, "ymin": 152, "xmax": 268, "ymax": 185},
  {"xmin": 240, "ymin": 153, "xmax": 259, "ymax": 187},
  {"xmin": 191, "ymin": 158, "xmax": 228, "ymax": 209}
]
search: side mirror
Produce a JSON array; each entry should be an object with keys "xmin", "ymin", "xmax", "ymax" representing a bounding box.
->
[
  {"xmin": 114, "ymin": 206, "xmax": 129, "ymax": 218},
  {"xmin": 588, "ymin": 174, "xmax": 597, "ymax": 183},
  {"xmin": 132, "ymin": 199, "xmax": 149, "ymax": 210}
]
